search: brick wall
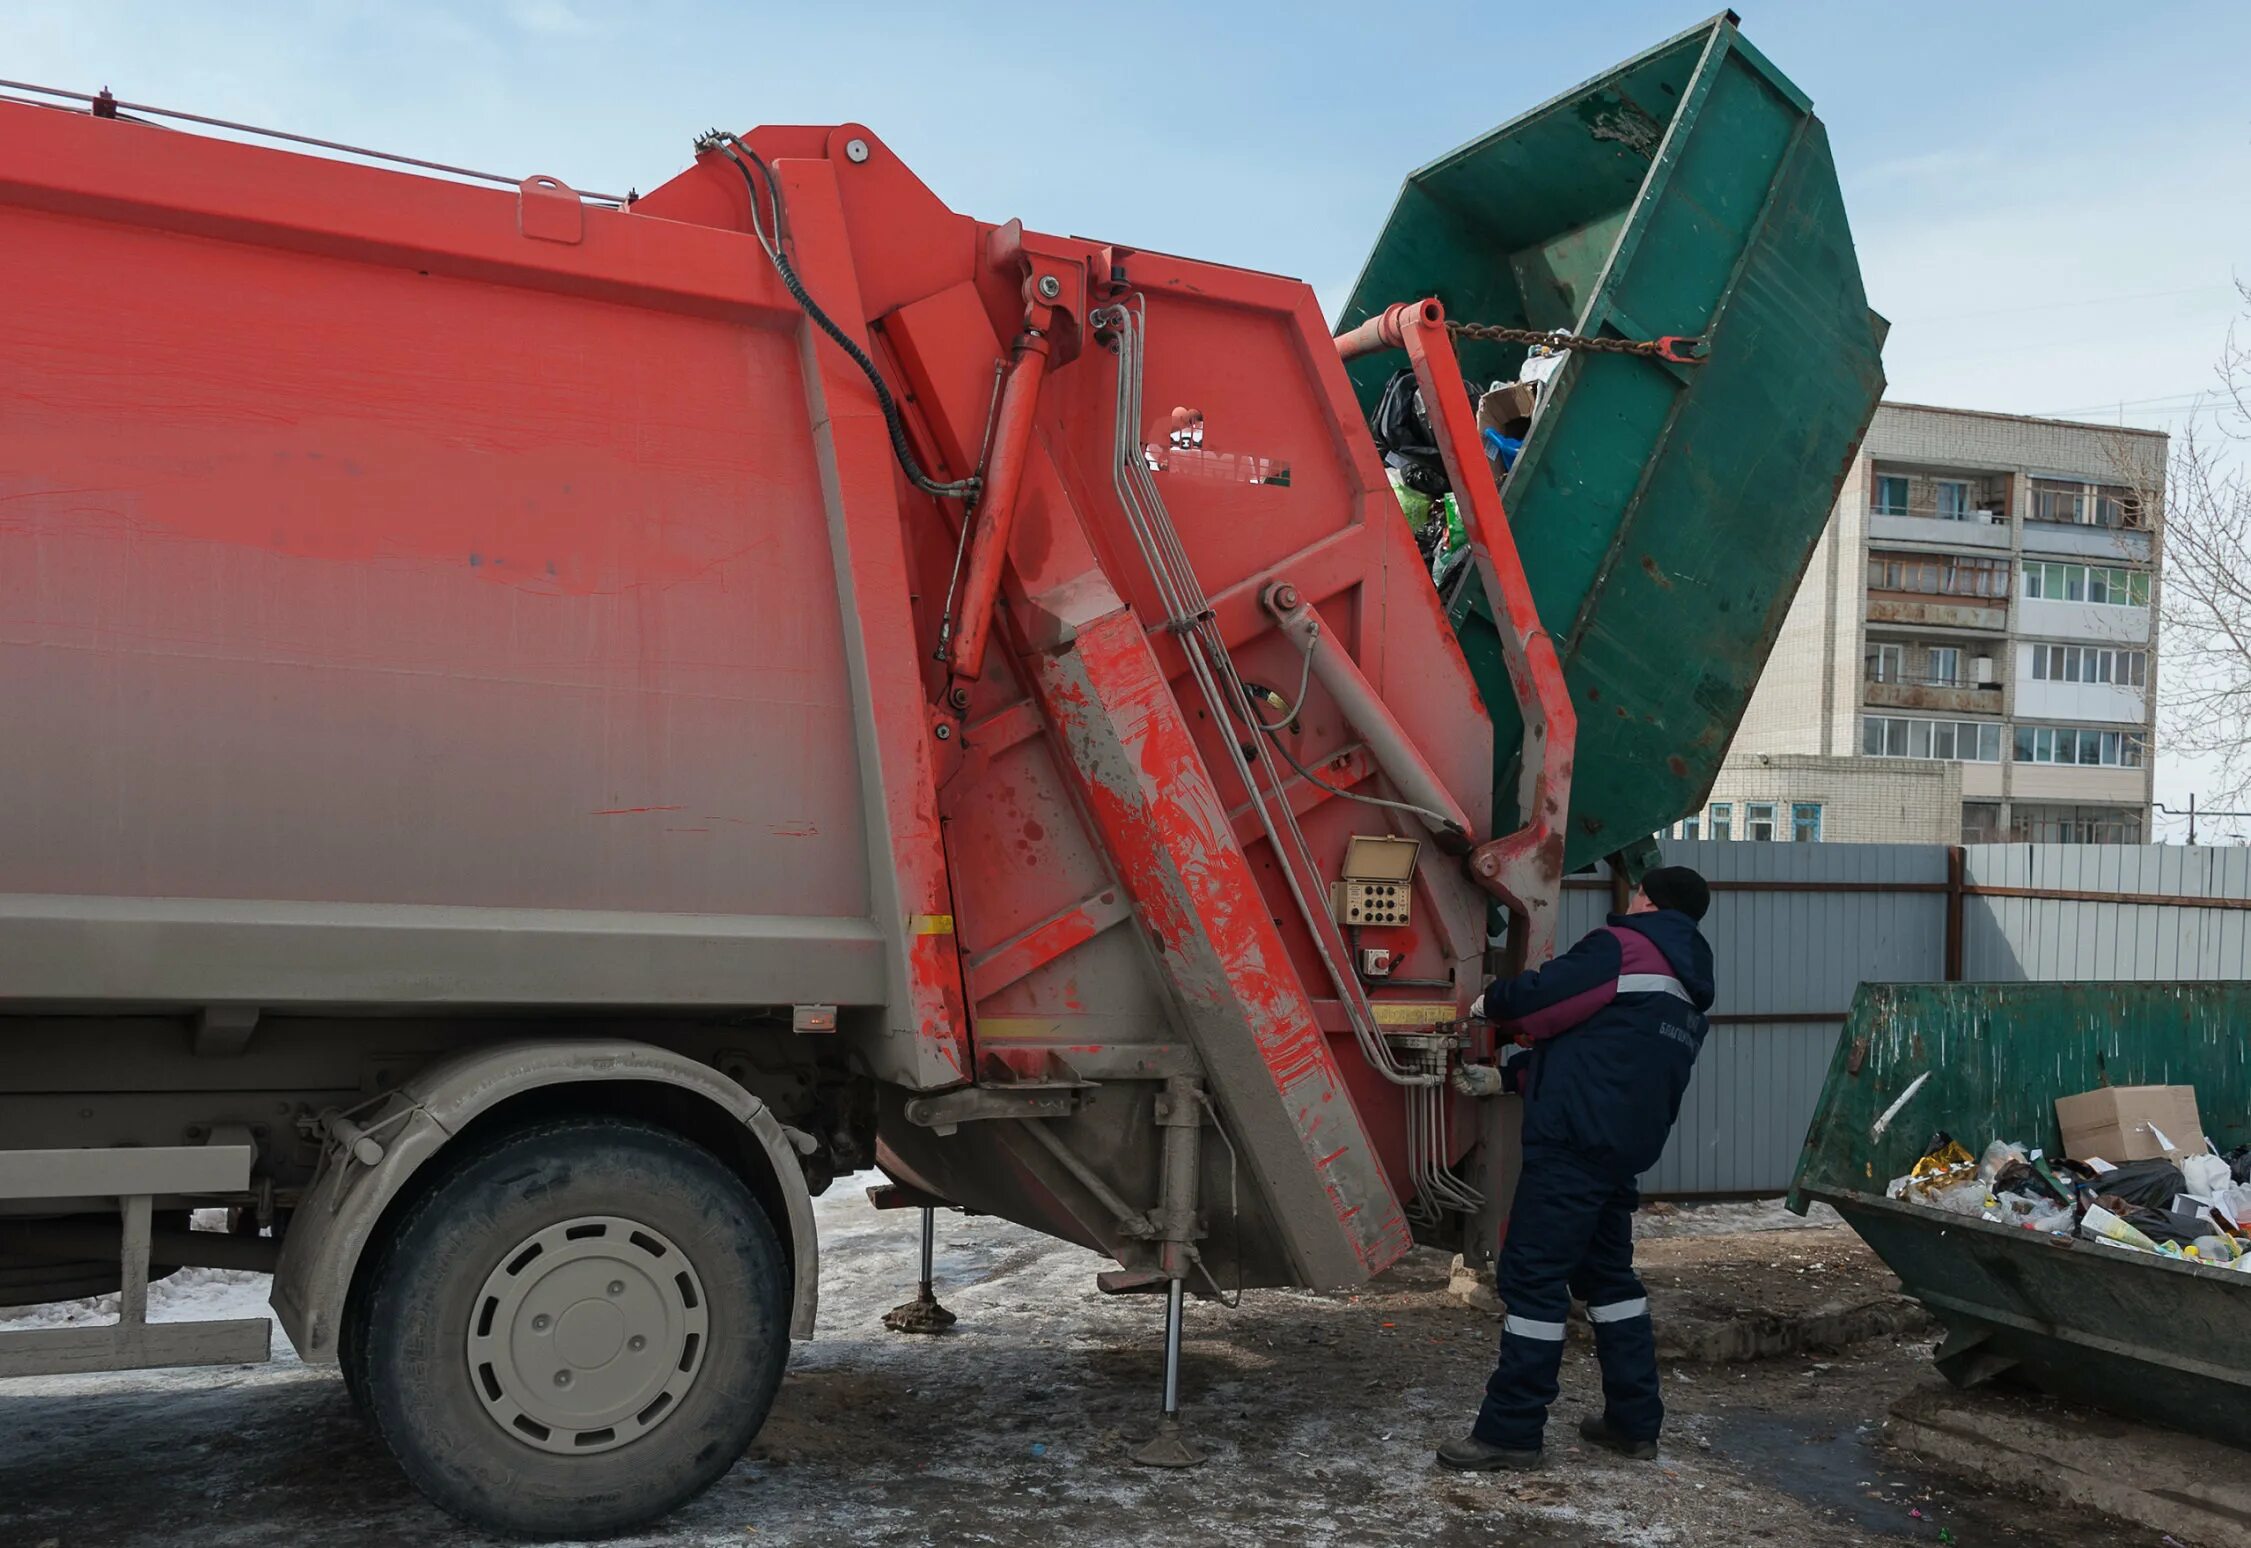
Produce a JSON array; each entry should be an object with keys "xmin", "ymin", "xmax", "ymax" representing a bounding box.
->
[{"xmin": 1701, "ymin": 753, "xmax": 1962, "ymax": 844}]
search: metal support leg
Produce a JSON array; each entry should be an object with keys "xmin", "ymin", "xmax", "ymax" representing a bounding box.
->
[
  {"xmin": 1132, "ymin": 1077, "xmax": 1207, "ymax": 1468},
  {"xmin": 882, "ymin": 1206, "xmax": 957, "ymax": 1334}
]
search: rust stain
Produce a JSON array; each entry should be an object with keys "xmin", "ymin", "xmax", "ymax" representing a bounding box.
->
[
  {"xmin": 1639, "ymin": 554, "xmax": 1674, "ymax": 590},
  {"xmin": 1666, "ymin": 755, "xmax": 1687, "ymax": 778}
]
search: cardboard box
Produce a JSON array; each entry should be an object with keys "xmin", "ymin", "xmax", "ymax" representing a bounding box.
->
[
  {"xmin": 2055, "ymin": 1084, "xmax": 2204, "ymax": 1166},
  {"xmin": 1476, "ymin": 382, "xmax": 1538, "ymax": 438}
]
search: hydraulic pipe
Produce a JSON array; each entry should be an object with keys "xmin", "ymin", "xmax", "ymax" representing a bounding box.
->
[
  {"xmin": 1332, "ymin": 299, "xmax": 1438, "ymax": 362},
  {"xmin": 948, "ymin": 326, "xmax": 1054, "ymax": 680}
]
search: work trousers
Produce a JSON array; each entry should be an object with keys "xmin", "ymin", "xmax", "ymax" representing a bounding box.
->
[{"xmin": 1472, "ymin": 1144, "xmax": 1661, "ymax": 1450}]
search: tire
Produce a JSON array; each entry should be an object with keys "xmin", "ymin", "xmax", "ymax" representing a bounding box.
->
[
  {"xmin": 336, "ymin": 1277, "xmax": 373, "ymax": 1422},
  {"xmin": 362, "ymin": 1116, "xmax": 791, "ymax": 1537}
]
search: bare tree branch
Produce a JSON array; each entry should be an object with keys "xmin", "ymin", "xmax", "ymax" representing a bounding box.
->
[{"xmin": 2156, "ymin": 287, "xmax": 2251, "ymax": 805}]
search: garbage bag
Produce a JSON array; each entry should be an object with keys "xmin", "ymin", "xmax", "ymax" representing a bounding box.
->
[
  {"xmin": 1370, "ymin": 369, "xmax": 1450, "ymax": 496},
  {"xmin": 2094, "ymin": 1197, "xmax": 2206, "ymax": 1247},
  {"xmin": 1978, "ymin": 1139, "xmax": 2027, "ymax": 1181},
  {"xmin": 1992, "ymin": 1158, "xmax": 2070, "ymax": 1205},
  {"xmin": 2182, "ymin": 1153, "xmax": 2233, "ymax": 1199},
  {"xmin": 2083, "ymin": 1157, "xmax": 2183, "ymax": 1211}
]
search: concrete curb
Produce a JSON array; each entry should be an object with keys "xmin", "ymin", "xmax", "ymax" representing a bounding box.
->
[{"xmin": 1887, "ymin": 1379, "xmax": 2251, "ymax": 1548}]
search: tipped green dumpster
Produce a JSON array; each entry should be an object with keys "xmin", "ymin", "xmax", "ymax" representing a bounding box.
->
[{"xmin": 1340, "ymin": 12, "xmax": 1888, "ymax": 864}]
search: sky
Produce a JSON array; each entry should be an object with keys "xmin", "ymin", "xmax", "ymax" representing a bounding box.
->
[{"xmin": 8, "ymin": 1, "xmax": 2249, "ymax": 834}]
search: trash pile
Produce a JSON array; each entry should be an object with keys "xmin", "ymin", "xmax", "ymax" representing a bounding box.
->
[
  {"xmin": 1370, "ymin": 344, "xmax": 1562, "ymax": 586},
  {"xmin": 1886, "ymin": 1083, "xmax": 2251, "ymax": 1272}
]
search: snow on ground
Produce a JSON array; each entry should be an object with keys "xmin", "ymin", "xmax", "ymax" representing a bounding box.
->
[{"xmin": 0, "ymin": 1186, "xmax": 1960, "ymax": 1548}]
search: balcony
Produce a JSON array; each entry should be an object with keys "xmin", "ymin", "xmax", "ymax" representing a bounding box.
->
[
  {"xmin": 1869, "ymin": 511, "xmax": 2011, "ymax": 550},
  {"xmin": 1866, "ymin": 596, "xmax": 2008, "ymax": 631},
  {"xmin": 1863, "ymin": 672, "xmax": 2002, "ymax": 716},
  {"xmin": 1863, "ymin": 661, "xmax": 2007, "ymax": 715},
  {"xmin": 2020, "ymin": 520, "xmax": 2154, "ymax": 562}
]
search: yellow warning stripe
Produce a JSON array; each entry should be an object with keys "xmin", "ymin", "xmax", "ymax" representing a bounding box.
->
[{"xmin": 910, "ymin": 914, "xmax": 955, "ymax": 935}]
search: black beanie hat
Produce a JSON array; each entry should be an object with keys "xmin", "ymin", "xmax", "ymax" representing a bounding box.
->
[{"xmin": 1641, "ymin": 865, "xmax": 1710, "ymax": 922}]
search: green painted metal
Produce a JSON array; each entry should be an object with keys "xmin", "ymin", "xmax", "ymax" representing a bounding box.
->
[
  {"xmin": 1340, "ymin": 13, "xmax": 1887, "ymax": 866},
  {"xmin": 1793, "ymin": 981, "xmax": 2251, "ymax": 1446}
]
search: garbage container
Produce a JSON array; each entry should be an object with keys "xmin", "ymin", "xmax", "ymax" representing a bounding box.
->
[
  {"xmin": 1791, "ymin": 981, "xmax": 2251, "ymax": 1448},
  {"xmin": 1339, "ymin": 13, "xmax": 1887, "ymax": 861}
]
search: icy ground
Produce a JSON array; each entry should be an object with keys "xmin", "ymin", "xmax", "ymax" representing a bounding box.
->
[{"xmin": 0, "ymin": 1191, "xmax": 2086, "ymax": 1548}]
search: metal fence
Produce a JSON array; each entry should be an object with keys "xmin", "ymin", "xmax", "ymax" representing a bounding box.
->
[{"xmin": 1559, "ymin": 840, "xmax": 2251, "ymax": 1196}]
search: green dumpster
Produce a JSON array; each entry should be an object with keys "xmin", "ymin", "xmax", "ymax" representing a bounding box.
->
[
  {"xmin": 1792, "ymin": 981, "xmax": 2251, "ymax": 1448},
  {"xmin": 1340, "ymin": 13, "xmax": 1887, "ymax": 866}
]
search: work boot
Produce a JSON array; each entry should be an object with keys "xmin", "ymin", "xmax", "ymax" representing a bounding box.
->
[
  {"xmin": 1436, "ymin": 1434, "xmax": 1543, "ymax": 1472},
  {"xmin": 1577, "ymin": 1414, "xmax": 1658, "ymax": 1460}
]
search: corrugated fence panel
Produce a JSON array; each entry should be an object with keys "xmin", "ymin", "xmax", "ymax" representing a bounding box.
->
[
  {"xmin": 1962, "ymin": 844, "xmax": 2251, "ymax": 982},
  {"xmin": 1568, "ymin": 841, "xmax": 2251, "ymax": 1196}
]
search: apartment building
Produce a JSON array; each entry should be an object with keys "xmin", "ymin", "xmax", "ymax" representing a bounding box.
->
[{"xmin": 1705, "ymin": 402, "xmax": 2164, "ymax": 844}]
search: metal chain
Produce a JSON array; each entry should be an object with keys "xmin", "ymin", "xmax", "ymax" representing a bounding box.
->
[{"xmin": 1447, "ymin": 320, "xmax": 1706, "ymax": 361}]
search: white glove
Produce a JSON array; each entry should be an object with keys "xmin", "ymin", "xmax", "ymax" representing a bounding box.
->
[
  {"xmin": 1469, "ymin": 993, "xmax": 1487, "ymax": 1019},
  {"xmin": 1450, "ymin": 1063, "xmax": 1506, "ymax": 1098}
]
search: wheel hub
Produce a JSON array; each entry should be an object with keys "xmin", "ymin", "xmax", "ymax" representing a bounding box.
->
[{"xmin": 466, "ymin": 1215, "xmax": 707, "ymax": 1454}]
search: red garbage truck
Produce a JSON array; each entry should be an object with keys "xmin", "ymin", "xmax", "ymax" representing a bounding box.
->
[{"xmin": 0, "ymin": 15, "xmax": 1882, "ymax": 1535}]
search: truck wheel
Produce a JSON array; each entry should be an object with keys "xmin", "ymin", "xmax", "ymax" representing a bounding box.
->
[
  {"xmin": 362, "ymin": 1116, "xmax": 790, "ymax": 1537},
  {"xmin": 336, "ymin": 1280, "xmax": 373, "ymax": 1422}
]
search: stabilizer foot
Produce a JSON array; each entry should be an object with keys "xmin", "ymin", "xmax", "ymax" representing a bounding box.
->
[
  {"xmin": 882, "ymin": 1205, "xmax": 957, "ymax": 1334},
  {"xmin": 882, "ymin": 1291, "xmax": 958, "ymax": 1335},
  {"xmin": 1130, "ymin": 1413, "xmax": 1204, "ymax": 1469}
]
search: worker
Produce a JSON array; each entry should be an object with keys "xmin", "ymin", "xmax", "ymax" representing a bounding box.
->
[{"xmin": 1437, "ymin": 864, "xmax": 1714, "ymax": 1472}]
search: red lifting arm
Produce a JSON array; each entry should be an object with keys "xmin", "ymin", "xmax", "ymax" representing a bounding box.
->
[{"xmin": 1336, "ymin": 297, "xmax": 1577, "ymax": 973}]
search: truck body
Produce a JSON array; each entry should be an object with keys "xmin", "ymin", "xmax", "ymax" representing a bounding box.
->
[{"xmin": 0, "ymin": 15, "xmax": 1881, "ymax": 1535}]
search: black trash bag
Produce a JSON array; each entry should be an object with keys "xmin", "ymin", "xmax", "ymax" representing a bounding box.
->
[
  {"xmin": 2227, "ymin": 1143, "xmax": 2251, "ymax": 1185},
  {"xmin": 1370, "ymin": 368, "xmax": 1450, "ymax": 497},
  {"xmin": 2085, "ymin": 1157, "xmax": 2184, "ymax": 1211}
]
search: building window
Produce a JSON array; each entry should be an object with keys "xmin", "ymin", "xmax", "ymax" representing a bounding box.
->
[
  {"xmin": 1708, "ymin": 802, "xmax": 1733, "ymax": 842},
  {"xmin": 2011, "ymin": 724, "xmax": 2147, "ymax": 767},
  {"xmin": 1862, "ymin": 715, "xmax": 2002, "ymax": 762},
  {"xmin": 2009, "ymin": 803, "xmax": 2145, "ymax": 844},
  {"xmin": 1746, "ymin": 802, "xmax": 1777, "ymax": 841},
  {"xmin": 2028, "ymin": 644, "xmax": 2147, "ymax": 687},
  {"xmin": 1935, "ymin": 480, "xmax": 1971, "ymax": 520},
  {"xmin": 2094, "ymin": 486, "xmax": 2145, "ymax": 529},
  {"xmin": 2022, "ymin": 562, "xmax": 2150, "ymax": 608},
  {"xmin": 1929, "ymin": 646, "xmax": 1962, "ymax": 686},
  {"xmin": 1962, "ymin": 801, "xmax": 2002, "ymax": 844},
  {"xmin": 1870, "ymin": 642, "xmax": 1904, "ymax": 683},
  {"xmin": 1678, "ymin": 814, "xmax": 1701, "ymax": 841},
  {"xmin": 1869, "ymin": 552, "xmax": 2011, "ymax": 600},
  {"xmin": 1791, "ymin": 802, "xmax": 1823, "ymax": 843},
  {"xmin": 1873, "ymin": 475, "xmax": 1910, "ymax": 517},
  {"xmin": 2029, "ymin": 479, "xmax": 2088, "ymax": 525}
]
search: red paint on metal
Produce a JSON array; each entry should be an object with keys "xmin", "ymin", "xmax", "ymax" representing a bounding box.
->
[
  {"xmin": 948, "ymin": 324, "xmax": 1054, "ymax": 680},
  {"xmin": 9, "ymin": 101, "xmax": 1507, "ymax": 1288}
]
